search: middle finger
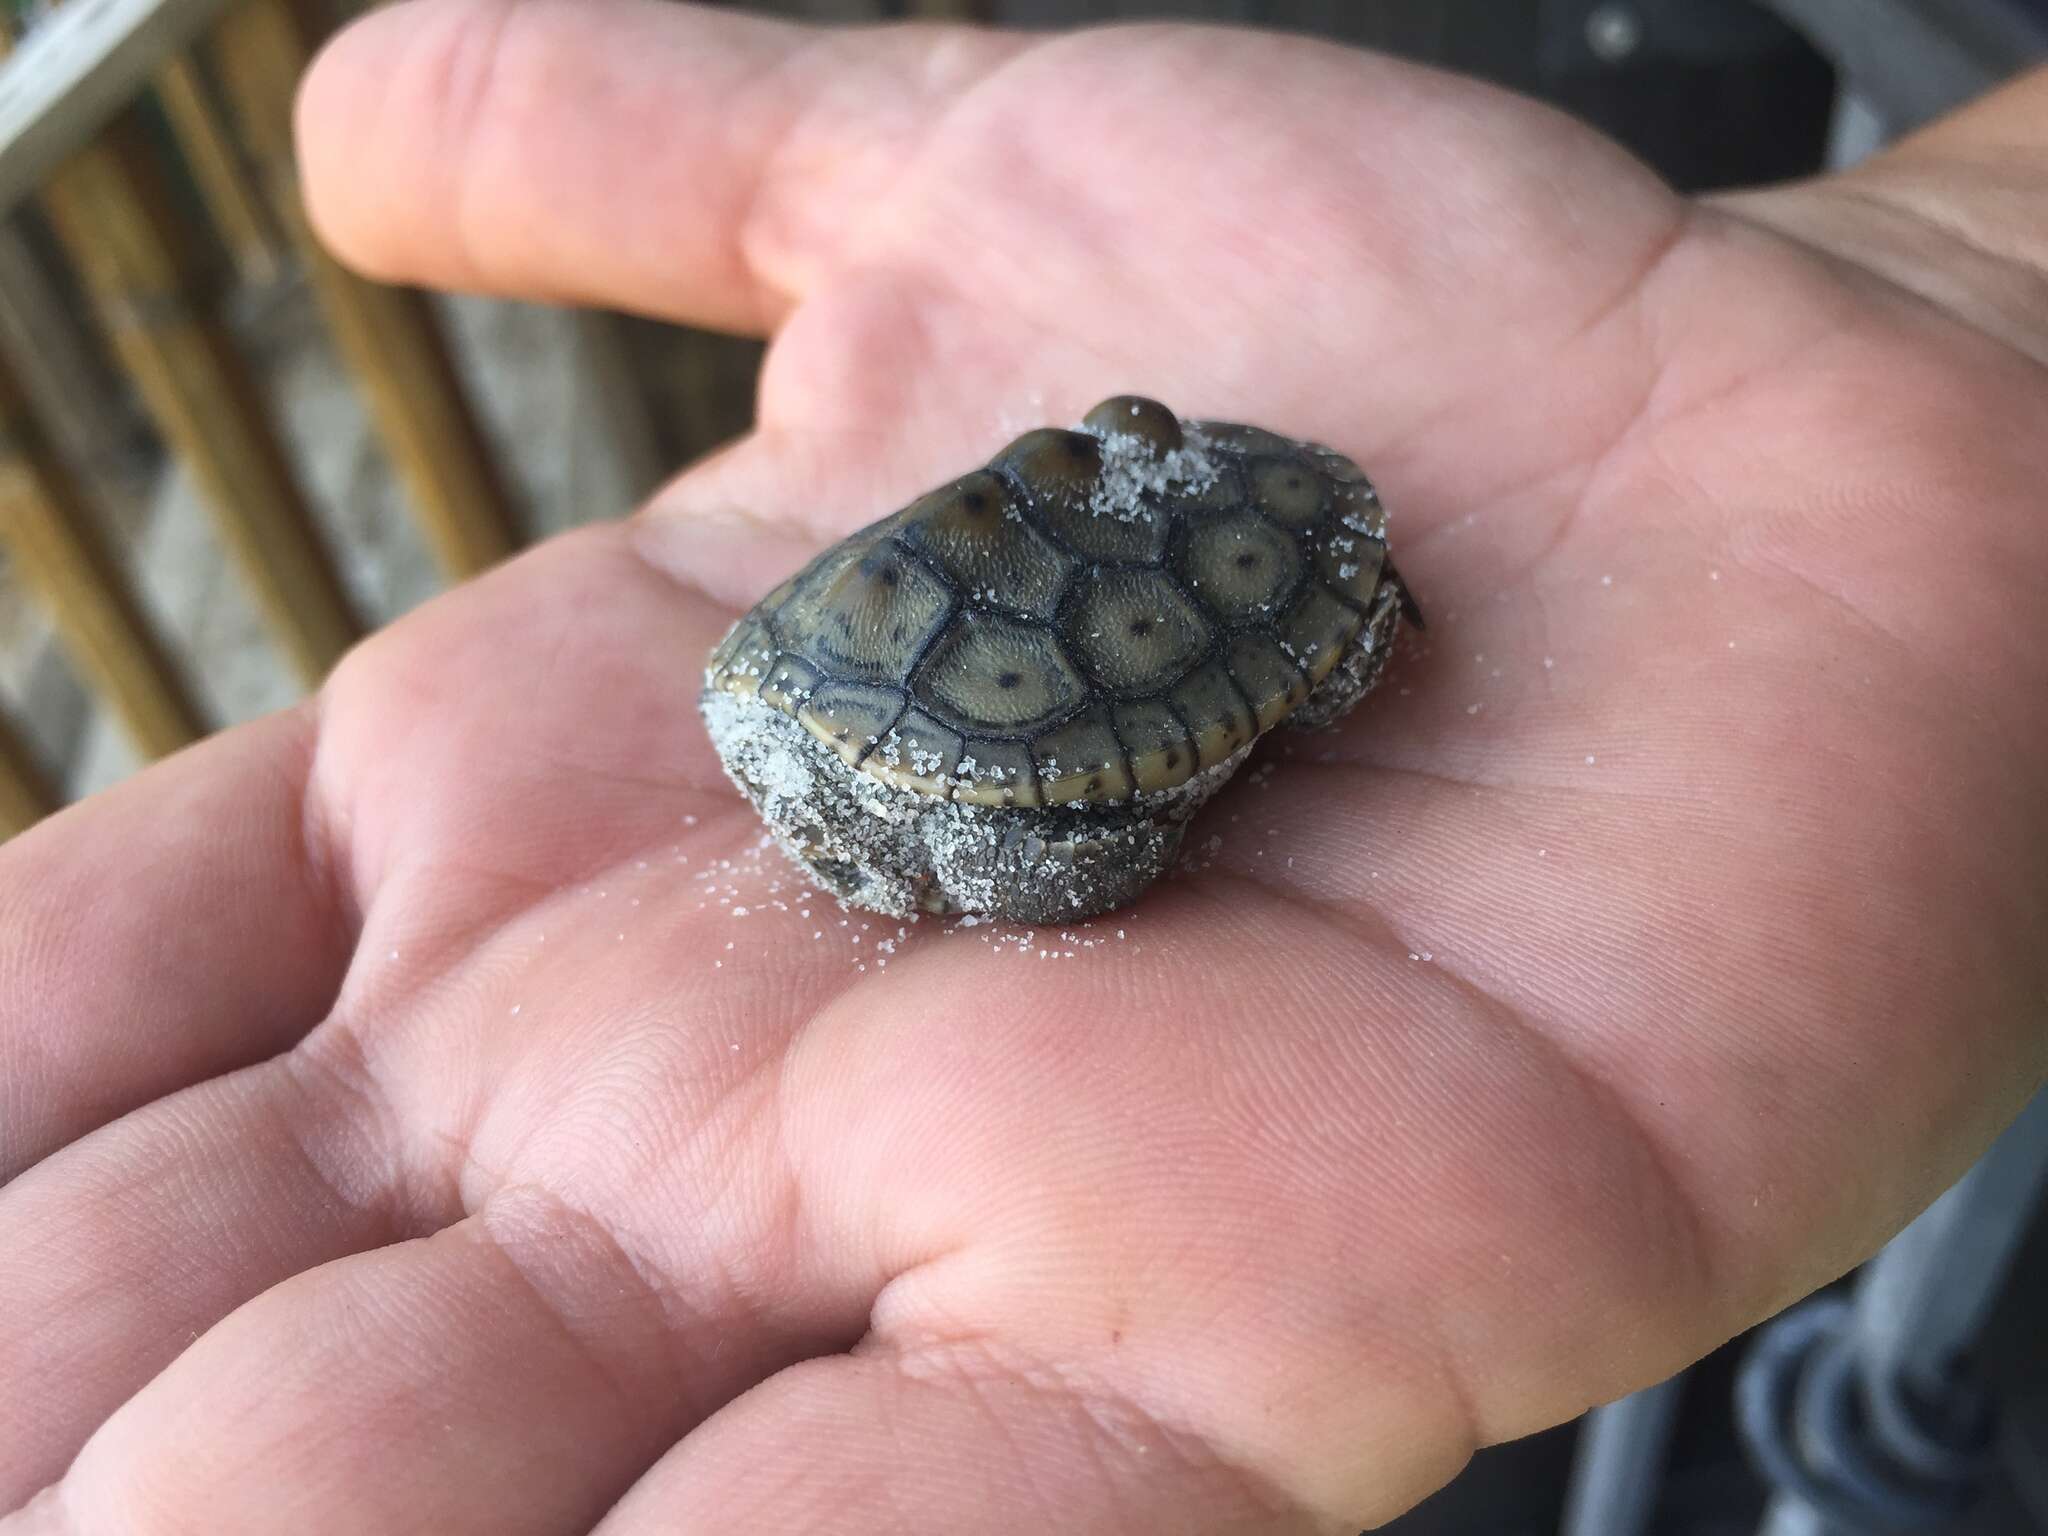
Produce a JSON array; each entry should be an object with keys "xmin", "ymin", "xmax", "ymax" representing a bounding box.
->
[
  {"xmin": 0, "ymin": 1056, "xmax": 407, "ymax": 1508},
  {"xmin": 9, "ymin": 1183, "xmax": 855, "ymax": 1535}
]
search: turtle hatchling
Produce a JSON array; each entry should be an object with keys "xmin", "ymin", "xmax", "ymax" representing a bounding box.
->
[{"xmin": 701, "ymin": 396, "xmax": 1422, "ymax": 923}]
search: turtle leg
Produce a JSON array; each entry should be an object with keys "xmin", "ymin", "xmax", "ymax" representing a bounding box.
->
[{"xmin": 1387, "ymin": 559, "xmax": 1426, "ymax": 631}]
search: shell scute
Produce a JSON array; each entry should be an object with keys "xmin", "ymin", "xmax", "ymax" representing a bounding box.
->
[
  {"xmin": 992, "ymin": 428, "xmax": 1103, "ymax": 511},
  {"xmin": 798, "ymin": 682, "xmax": 906, "ymax": 768},
  {"xmin": 996, "ymin": 426, "xmax": 1177, "ymax": 564},
  {"xmin": 896, "ymin": 471, "xmax": 1072, "ymax": 618},
  {"xmin": 1195, "ymin": 422, "xmax": 1295, "ymax": 457},
  {"xmin": 1064, "ymin": 568, "xmax": 1210, "ymax": 696},
  {"xmin": 759, "ymin": 653, "xmax": 822, "ymax": 711},
  {"xmin": 1114, "ymin": 698, "xmax": 1195, "ymax": 793},
  {"xmin": 1248, "ymin": 455, "xmax": 1328, "ymax": 530},
  {"xmin": 951, "ymin": 737, "xmax": 1043, "ymax": 808},
  {"xmin": 1315, "ymin": 528, "xmax": 1388, "ymax": 609},
  {"xmin": 709, "ymin": 615, "xmax": 776, "ymax": 694},
  {"xmin": 1227, "ymin": 631, "xmax": 1310, "ymax": 731},
  {"xmin": 1280, "ymin": 587, "xmax": 1366, "ymax": 686},
  {"xmin": 1176, "ymin": 511, "xmax": 1302, "ymax": 624},
  {"xmin": 1033, "ymin": 708, "xmax": 1135, "ymax": 805},
  {"xmin": 1036, "ymin": 499, "xmax": 1172, "ymax": 565},
  {"xmin": 779, "ymin": 537, "xmax": 953, "ymax": 683},
  {"xmin": 1170, "ymin": 659, "xmax": 1257, "ymax": 770},
  {"xmin": 915, "ymin": 609, "xmax": 1087, "ymax": 734},
  {"xmin": 866, "ymin": 706, "xmax": 965, "ymax": 797},
  {"xmin": 1151, "ymin": 456, "xmax": 1244, "ymax": 519}
]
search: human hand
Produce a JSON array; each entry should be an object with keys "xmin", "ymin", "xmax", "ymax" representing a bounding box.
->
[{"xmin": 5, "ymin": 4, "xmax": 2046, "ymax": 1530}]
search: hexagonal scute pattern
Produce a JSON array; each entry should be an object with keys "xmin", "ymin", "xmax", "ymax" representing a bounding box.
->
[
  {"xmin": 777, "ymin": 537, "xmax": 954, "ymax": 684},
  {"xmin": 704, "ymin": 398, "xmax": 1417, "ymax": 809},
  {"xmin": 1064, "ymin": 568, "xmax": 1210, "ymax": 695},
  {"xmin": 895, "ymin": 471, "xmax": 1073, "ymax": 617},
  {"xmin": 1176, "ymin": 511, "xmax": 1302, "ymax": 623},
  {"xmin": 914, "ymin": 609, "xmax": 1087, "ymax": 734},
  {"xmin": 1248, "ymin": 455, "xmax": 1327, "ymax": 529}
]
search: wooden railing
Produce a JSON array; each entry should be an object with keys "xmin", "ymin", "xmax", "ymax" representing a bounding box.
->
[
  {"xmin": 0, "ymin": 692, "xmax": 54, "ymax": 834},
  {"xmin": 0, "ymin": 0, "xmax": 985, "ymax": 842},
  {"xmin": 0, "ymin": 0, "xmax": 520, "ymax": 835}
]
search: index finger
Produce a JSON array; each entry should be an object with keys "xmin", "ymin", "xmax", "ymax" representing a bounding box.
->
[
  {"xmin": 296, "ymin": 0, "xmax": 1016, "ymax": 333},
  {"xmin": 0, "ymin": 707, "xmax": 353, "ymax": 1181}
]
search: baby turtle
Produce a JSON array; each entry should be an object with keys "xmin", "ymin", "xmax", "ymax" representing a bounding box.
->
[{"xmin": 701, "ymin": 396, "xmax": 1421, "ymax": 923}]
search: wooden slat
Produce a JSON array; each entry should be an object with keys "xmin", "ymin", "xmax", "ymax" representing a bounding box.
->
[
  {"xmin": 0, "ymin": 704, "xmax": 55, "ymax": 838},
  {"xmin": 152, "ymin": 51, "xmax": 283, "ymax": 287},
  {"xmin": 0, "ymin": 345, "xmax": 205, "ymax": 758},
  {"xmin": 212, "ymin": 0, "xmax": 522, "ymax": 578},
  {"xmin": 0, "ymin": 0, "xmax": 236, "ymax": 219},
  {"xmin": 669, "ymin": 330, "xmax": 763, "ymax": 464},
  {"xmin": 570, "ymin": 310, "xmax": 666, "ymax": 509},
  {"xmin": 42, "ymin": 107, "xmax": 361, "ymax": 684},
  {"xmin": 0, "ymin": 214, "xmax": 152, "ymax": 506}
]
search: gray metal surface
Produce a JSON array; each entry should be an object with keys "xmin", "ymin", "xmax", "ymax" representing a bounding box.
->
[
  {"xmin": 1854, "ymin": 1091, "xmax": 2048, "ymax": 1410},
  {"xmin": 1758, "ymin": 1496, "xmax": 1832, "ymax": 1536},
  {"xmin": 1845, "ymin": 1089, "xmax": 2048, "ymax": 1507},
  {"xmin": 1759, "ymin": 0, "xmax": 2048, "ymax": 132},
  {"xmin": 1559, "ymin": 1372, "xmax": 1688, "ymax": 1536},
  {"xmin": 1751, "ymin": 1091, "xmax": 2048, "ymax": 1534}
]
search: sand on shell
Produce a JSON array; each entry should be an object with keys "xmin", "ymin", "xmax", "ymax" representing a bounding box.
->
[{"xmin": 699, "ymin": 584, "xmax": 1400, "ymax": 923}]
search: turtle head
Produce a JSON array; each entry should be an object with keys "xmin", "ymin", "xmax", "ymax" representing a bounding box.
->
[{"xmin": 1081, "ymin": 395, "xmax": 1185, "ymax": 457}]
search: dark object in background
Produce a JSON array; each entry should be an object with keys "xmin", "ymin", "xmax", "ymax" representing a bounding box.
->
[
  {"xmin": 1531, "ymin": 0, "xmax": 1834, "ymax": 190},
  {"xmin": 1763, "ymin": 0, "xmax": 2048, "ymax": 136},
  {"xmin": 1391, "ymin": 1339, "xmax": 1768, "ymax": 1536},
  {"xmin": 1993, "ymin": 1200, "xmax": 2048, "ymax": 1526},
  {"xmin": 971, "ymin": 0, "xmax": 1837, "ymax": 192}
]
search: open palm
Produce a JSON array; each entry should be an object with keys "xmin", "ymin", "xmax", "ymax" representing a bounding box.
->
[{"xmin": 5, "ymin": 4, "xmax": 2046, "ymax": 1531}]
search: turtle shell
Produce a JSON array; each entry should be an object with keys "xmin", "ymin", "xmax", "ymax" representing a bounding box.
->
[{"xmin": 705, "ymin": 397, "xmax": 1406, "ymax": 809}]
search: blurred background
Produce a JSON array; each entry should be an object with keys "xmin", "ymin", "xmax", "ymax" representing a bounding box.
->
[{"xmin": 0, "ymin": 1, "xmax": 2041, "ymax": 1531}]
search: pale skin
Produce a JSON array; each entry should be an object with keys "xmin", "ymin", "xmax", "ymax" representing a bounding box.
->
[{"xmin": 4, "ymin": 1, "xmax": 2047, "ymax": 1530}]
